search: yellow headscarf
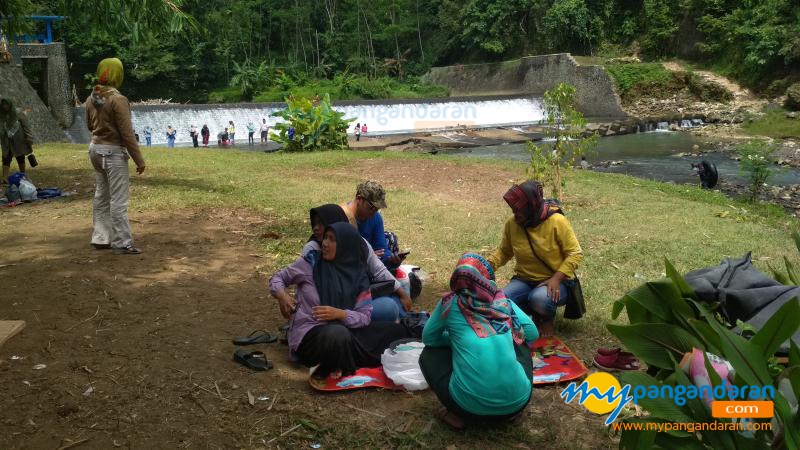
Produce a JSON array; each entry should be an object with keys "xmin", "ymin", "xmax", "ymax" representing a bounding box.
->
[{"xmin": 96, "ymin": 58, "xmax": 124, "ymax": 89}]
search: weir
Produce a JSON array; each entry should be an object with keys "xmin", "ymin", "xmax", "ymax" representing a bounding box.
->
[{"xmin": 68, "ymin": 96, "xmax": 546, "ymax": 146}]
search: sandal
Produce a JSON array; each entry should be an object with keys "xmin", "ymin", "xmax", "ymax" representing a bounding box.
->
[
  {"xmin": 233, "ymin": 349, "xmax": 272, "ymax": 371},
  {"xmin": 593, "ymin": 352, "xmax": 641, "ymax": 371},
  {"xmin": 233, "ymin": 330, "xmax": 278, "ymax": 346},
  {"xmin": 597, "ymin": 347, "xmax": 636, "ymax": 359},
  {"xmin": 113, "ymin": 246, "xmax": 142, "ymax": 255}
]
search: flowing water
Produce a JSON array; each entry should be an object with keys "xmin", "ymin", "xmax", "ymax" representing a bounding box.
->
[
  {"xmin": 126, "ymin": 97, "xmax": 546, "ymax": 146},
  {"xmin": 449, "ymin": 132, "xmax": 800, "ymax": 186}
]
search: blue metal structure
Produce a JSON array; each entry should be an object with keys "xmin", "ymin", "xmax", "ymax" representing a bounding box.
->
[{"xmin": 13, "ymin": 16, "xmax": 66, "ymax": 44}]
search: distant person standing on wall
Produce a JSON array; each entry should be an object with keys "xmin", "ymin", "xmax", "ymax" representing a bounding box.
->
[
  {"xmin": 247, "ymin": 121, "xmax": 256, "ymax": 145},
  {"xmin": 361, "ymin": 123, "xmax": 368, "ymax": 139},
  {"xmin": 84, "ymin": 57, "xmax": 146, "ymax": 255},
  {"xmin": 143, "ymin": 126, "xmax": 152, "ymax": 147},
  {"xmin": 228, "ymin": 121, "xmax": 236, "ymax": 145},
  {"xmin": 201, "ymin": 124, "xmax": 210, "ymax": 147},
  {"xmin": 259, "ymin": 118, "xmax": 269, "ymax": 144},
  {"xmin": 166, "ymin": 126, "xmax": 176, "ymax": 148},
  {"xmin": 0, "ymin": 97, "xmax": 35, "ymax": 182},
  {"xmin": 190, "ymin": 125, "xmax": 199, "ymax": 148},
  {"xmin": 355, "ymin": 122, "xmax": 361, "ymax": 142}
]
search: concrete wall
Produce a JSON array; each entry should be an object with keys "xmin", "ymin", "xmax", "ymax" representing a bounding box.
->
[
  {"xmin": 0, "ymin": 62, "xmax": 66, "ymax": 143},
  {"xmin": 11, "ymin": 42, "xmax": 73, "ymax": 128},
  {"xmin": 425, "ymin": 53, "xmax": 627, "ymax": 118}
]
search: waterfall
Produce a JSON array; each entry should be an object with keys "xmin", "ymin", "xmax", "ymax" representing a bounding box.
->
[
  {"xmin": 656, "ymin": 121, "xmax": 670, "ymax": 131},
  {"xmin": 680, "ymin": 119, "xmax": 693, "ymax": 128},
  {"xmin": 126, "ymin": 97, "xmax": 546, "ymax": 146}
]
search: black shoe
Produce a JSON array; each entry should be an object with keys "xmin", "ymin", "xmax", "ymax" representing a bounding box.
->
[
  {"xmin": 113, "ymin": 246, "xmax": 142, "ymax": 254},
  {"xmin": 91, "ymin": 243, "xmax": 111, "ymax": 250}
]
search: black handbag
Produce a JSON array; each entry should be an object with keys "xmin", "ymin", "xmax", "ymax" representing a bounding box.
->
[
  {"xmin": 524, "ymin": 231, "xmax": 586, "ymax": 320},
  {"xmin": 369, "ymin": 280, "xmax": 396, "ymax": 298}
]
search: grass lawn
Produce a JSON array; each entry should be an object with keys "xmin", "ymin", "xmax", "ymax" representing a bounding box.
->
[
  {"xmin": 3, "ymin": 143, "xmax": 797, "ymax": 448},
  {"xmin": 742, "ymin": 109, "xmax": 800, "ymax": 139},
  {"xmin": 33, "ymin": 144, "xmax": 795, "ymax": 335}
]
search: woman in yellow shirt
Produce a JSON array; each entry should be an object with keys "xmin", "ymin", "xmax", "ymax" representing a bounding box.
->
[{"xmin": 487, "ymin": 181, "xmax": 583, "ymax": 336}]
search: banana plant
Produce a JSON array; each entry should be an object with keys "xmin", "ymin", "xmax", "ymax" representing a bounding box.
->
[{"xmin": 270, "ymin": 94, "xmax": 353, "ymax": 152}]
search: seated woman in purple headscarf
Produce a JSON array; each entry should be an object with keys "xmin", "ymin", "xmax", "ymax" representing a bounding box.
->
[
  {"xmin": 487, "ymin": 180, "xmax": 583, "ymax": 337},
  {"xmin": 270, "ymin": 222, "xmax": 411, "ymax": 378}
]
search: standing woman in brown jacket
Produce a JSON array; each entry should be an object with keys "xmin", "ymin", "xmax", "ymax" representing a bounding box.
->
[{"xmin": 85, "ymin": 58, "xmax": 146, "ymax": 254}]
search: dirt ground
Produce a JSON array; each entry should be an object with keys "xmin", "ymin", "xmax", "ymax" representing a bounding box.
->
[{"xmin": 0, "ymin": 183, "xmax": 614, "ymax": 449}]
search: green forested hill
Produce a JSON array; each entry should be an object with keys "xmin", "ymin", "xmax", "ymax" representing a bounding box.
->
[{"xmin": 11, "ymin": 0, "xmax": 800, "ymax": 102}]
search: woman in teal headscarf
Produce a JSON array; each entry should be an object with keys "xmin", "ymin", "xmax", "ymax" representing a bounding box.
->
[
  {"xmin": 84, "ymin": 57, "xmax": 146, "ymax": 254},
  {"xmin": 0, "ymin": 97, "xmax": 34, "ymax": 183}
]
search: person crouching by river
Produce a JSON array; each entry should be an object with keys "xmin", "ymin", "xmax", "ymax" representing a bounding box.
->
[
  {"xmin": 420, "ymin": 253, "xmax": 538, "ymax": 430},
  {"xmin": 270, "ymin": 223, "xmax": 412, "ymax": 379},
  {"xmin": 488, "ymin": 181, "xmax": 583, "ymax": 337},
  {"xmin": 85, "ymin": 58, "xmax": 146, "ymax": 255},
  {"xmin": 0, "ymin": 97, "xmax": 35, "ymax": 183}
]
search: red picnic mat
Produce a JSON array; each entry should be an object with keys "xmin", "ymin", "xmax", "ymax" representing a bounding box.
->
[
  {"xmin": 531, "ymin": 336, "xmax": 589, "ymax": 385},
  {"xmin": 308, "ymin": 366, "xmax": 403, "ymax": 392}
]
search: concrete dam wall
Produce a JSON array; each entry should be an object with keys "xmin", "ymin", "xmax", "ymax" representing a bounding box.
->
[{"xmin": 425, "ymin": 53, "xmax": 627, "ymax": 118}]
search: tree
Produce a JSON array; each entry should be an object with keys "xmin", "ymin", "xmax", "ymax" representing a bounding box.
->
[
  {"xmin": 2, "ymin": 0, "xmax": 194, "ymax": 43},
  {"xmin": 542, "ymin": 0, "xmax": 599, "ymax": 54},
  {"xmin": 230, "ymin": 60, "xmax": 271, "ymax": 100},
  {"xmin": 526, "ymin": 83, "xmax": 597, "ymax": 200}
]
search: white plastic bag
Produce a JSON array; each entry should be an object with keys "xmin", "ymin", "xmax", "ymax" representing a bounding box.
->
[
  {"xmin": 19, "ymin": 178, "xmax": 37, "ymax": 201},
  {"xmin": 381, "ymin": 340, "xmax": 428, "ymax": 391}
]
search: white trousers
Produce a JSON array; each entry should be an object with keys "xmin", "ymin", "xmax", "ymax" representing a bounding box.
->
[{"xmin": 89, "ymin": 144, "xmax": 133, "ymax": 249}]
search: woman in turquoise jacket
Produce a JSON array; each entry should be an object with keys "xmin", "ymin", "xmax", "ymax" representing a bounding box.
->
[{"xmin": 420, "ymin": 253, "xmax": 538, "ymax": 429}]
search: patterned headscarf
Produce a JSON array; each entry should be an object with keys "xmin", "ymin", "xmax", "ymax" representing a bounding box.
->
[
  {"xmin": 96, "ymin": 58, "xmax": 124, "ymax": 88},
  {"xmin": 503, "ymin": 180, "xmax": 561, "ymax": 229},
  {"xmin": 441, "ymin": 253, "xmax": 524, "ymax": 344}
]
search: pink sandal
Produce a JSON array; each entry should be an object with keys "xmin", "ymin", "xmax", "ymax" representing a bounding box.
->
[{"xmin": 593, "ymin": 351, "xmax": 641, "ymax": 371}]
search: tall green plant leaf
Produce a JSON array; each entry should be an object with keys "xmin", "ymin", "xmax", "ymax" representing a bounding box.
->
[
  {"xmin": 672, "ymin": 366, "xmax": 737, "ymax": 449},
  {"xmin": 653, "ymin": 432, "xmax": 711, "ymax": 450},
  {"xmin": 687, "ymin": 319, "xmax": 723, "ymax": 355},
  {"xmin": 607, "ymin": 323, "xmax": 703, "ymax": 369},
  {"xmin": 665, "ymin": 259, "xmax": 696, "ymax": 300},
  {"xmin": 750, "ymin": 297, "xmax": 800, "ymax": 356},
  {"xmin": 784, "ymin": 257, "xmax": 799, "ymax": 285},
  {"xmin": 691, "ymin": 300, "xmax": 771, "ymax": 386},
  {"xmin": 769, "ymin": 263, "xmax": 792, "ymax": 285},
  {"xmin": 622, "ymin": 279, "xmax": 687, "ymax": 322},
  {"xmin": 618, "ymin": 421, "xmax": 656, "ymax": 450}
]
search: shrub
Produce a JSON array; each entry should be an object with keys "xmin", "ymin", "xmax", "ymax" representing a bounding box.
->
[
  {"xmin": 269, "ymin": 94, "xmax": 352, "ymax": 152},
  {"xmin": 527, "ymin": 83, "xmax": 597, "ymax": 200},
  {"xmin": 208, "ymin": 86, "xmax": 242, "ymax": 103},
  {"xmin": 738, "ymin": 139, "xmax": 778, "ymax": 202},
  {"xmin": 605, "ymin": 63, "xmax": 674, "ymax": 95}
]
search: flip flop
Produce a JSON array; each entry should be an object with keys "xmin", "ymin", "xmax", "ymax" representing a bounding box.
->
[
  {"xmin": 593, "ymin": 352, "xmax": 640, "ymax": 371},
  {"xmin": 232, "ymin": 330, "xmax": 278, "ymax": 346},
  {"xmin": 233, "ymin": 349, "xmax": 272, "ymax": 371},
  {"xmin": 597, "ymin": 347, "xmax": 636, "ymax": 359}
]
